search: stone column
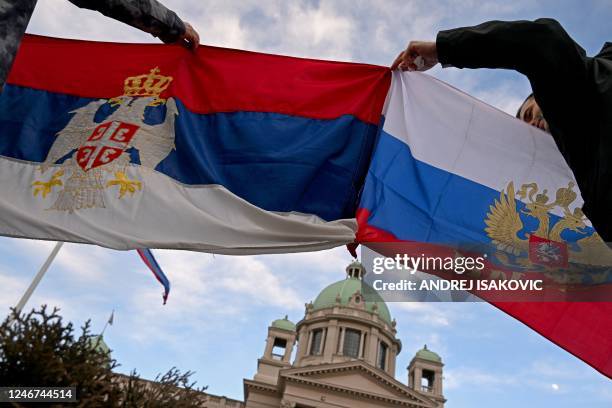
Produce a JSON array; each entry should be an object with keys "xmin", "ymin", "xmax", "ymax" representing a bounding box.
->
[
  {"xmin": 294, "ymin": 327, "xmax": 308, "ymax": 365},
  {"xmin": 323, "ymin": 320, "xmax": 339, "ymax": 362},
  {"xmin": 337, "ymin": 326, "xmax": 346, "ymax": 355},
  {"xmin": 413, "ymin": 368, "xmax": 423, "ymax": 392},
  {"xmin": 359, "ymin": 331, "xmax": 366, "ymax": 358},
  {"xmin": 433, "ymin": 369, "xmax": 443, "ymax": 396},
  {"xmin": 388, "ymin": 346, "xmax": 396, "ymax": 377},
  {"xmin": 320, "ymin": 328, "xmax": 328, "ymax": 355},
  {"xmin": 282, "ymin": 335, "xmax": 293, "ymax": 363},
  {"xmin": 365, "ymin": 328, "xmax": 379, "ymax": 366},
  {"xmin": 305, "ymin": 329, "xmax": 313, "ymax": 356},
  {"xmin": 263, "ymin": 335, "xmax": 274, "ymax": 358}
]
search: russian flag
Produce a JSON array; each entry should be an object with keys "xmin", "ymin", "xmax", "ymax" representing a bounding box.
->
[
  {"xmin": 0, "ymin": 35, "xmax": 389, "ymax": 254},
  {"xmin": 357, "ymin": 72, "xmax": 612, "ymax": 378}
]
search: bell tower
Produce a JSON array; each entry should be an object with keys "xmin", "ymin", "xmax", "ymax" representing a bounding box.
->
[
  {"xmin": 408, "ymin": 345, "xmax": 445, "ymax": 407},
  {"xmin": 253, "ymin": 316, "xmax": 297, "ymax": 385}
]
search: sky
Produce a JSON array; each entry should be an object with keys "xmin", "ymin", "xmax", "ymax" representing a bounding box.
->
[{"xmin": 0, "ymin": 0, "xmax": 610, "ymax": 406}]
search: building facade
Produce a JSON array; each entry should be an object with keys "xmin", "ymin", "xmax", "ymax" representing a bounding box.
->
[{"xmin": 205, "ymin": 261, "xmax": 446, "ymax": 408}]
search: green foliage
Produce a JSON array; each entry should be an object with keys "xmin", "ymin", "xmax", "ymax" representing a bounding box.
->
[
  {"xmin": 118, "ymin": 368, "xmax": 208, "ymax": 407},
  {"xmin": 0, "ymin": 306, "xmax": 207, "ymax": 407},
  {"xmin": 0, "ymin": 305, "xmax": 119, "ymax": 406}
]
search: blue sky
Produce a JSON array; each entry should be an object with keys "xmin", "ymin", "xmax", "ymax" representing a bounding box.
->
[{"xmin": 0, "ymin": 0, "xmax": 610, "ymax": 406}]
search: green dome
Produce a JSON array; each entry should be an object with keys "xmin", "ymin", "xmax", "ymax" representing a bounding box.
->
[
  {"xmin": 271, "ymin": 315, "xmax": 296, "ymax": 331},
  {"xmin": 312, "ymin": 277, "xmax": 392, "ymax": 325},
  {"xmin": 415, "ymin": 345, "xmax": 441, "ymax": 363},
  {"xmin": 88, "ymin": 335, "xmax": 110, "ymax": 355}
]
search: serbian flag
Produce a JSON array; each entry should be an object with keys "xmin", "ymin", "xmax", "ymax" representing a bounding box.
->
[
  {"xmin": 0, "ymin": 35, "xmax": 389, "ymax": 254},
  {"xmin": 137, "ymin": 248, "xmax": 170, "ymax": 304},
  {"xmin": 357, "ymin": 72, "xmax": 612, "ymax": 377}
]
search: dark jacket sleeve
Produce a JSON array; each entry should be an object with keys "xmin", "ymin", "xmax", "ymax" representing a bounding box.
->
[
  {"xmin": 0, "ymin": 0, "xmax": 38, "ymax": 88},
  {"xmin": 436, "ymin": 19, "xmax": 586, "ymax": 74},
  {"xmin": 437, "ymin": 19, "xmax": 600, "ymax": 226},
  {"xmin": 69, "ymin": 0, "xmax": 185, "ymax": 43},
  {"xmin": 436, "ymin": 19, "xmax": 591, "ymax": 133}
]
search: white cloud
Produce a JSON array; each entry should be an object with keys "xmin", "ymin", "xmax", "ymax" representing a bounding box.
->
[
  {"xmin": 529, "ymin": 359, "xmax": 592, "ymax": 381},
  {"xmin": 392, "ymin": 302, "xmax": 452, "ymax": 327},
  {"xmin": 117, "ymin": 249, "xmax": 320, "ymax": 345},
  {"xmin": 445, "ymin": 366, "xmax": 519, "ymax": 391},
  {"xmin": 0, "ymin": 269, "xmax": 27, "ymax": 311},
  {"xmin": 215, "ymin": 256, "xmax": 304, "ymax": 309},
  {"xmin": 280, "ymin": 2, "xmax": 355, "ymax": 60},
  {"xmin": 256, "ymin": 246, "xmax": 353, "ymax": 286},
  {"xmin": 444, "ymin": 357, "xmax": 598, "ymax": 393},
  {"xmin": 0, "ymin": 264, "xmax": 78, "ymax": 322},
  {"xmin": 28, "ymin": 0, "xmax": 152, "ymax": 43},
  {"xmin": 152, "ymin": 250, "xmax": 305, "ymax": 309},
  {"xmin": 8, "ymin": 239, "xmax": 113, "ymax": 284},
  {"xmin": 191, "ymin": 13, "xmax": 249, "ymax": 49}
]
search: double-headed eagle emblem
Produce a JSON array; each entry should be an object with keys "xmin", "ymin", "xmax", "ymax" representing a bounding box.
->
[
  {"xmin": 485, "ymin": 181, "xmax": 612, "ymax": 268},
  {"xmin": 32, "ymin": 67, "xmax": 178, "ymax": 212}
]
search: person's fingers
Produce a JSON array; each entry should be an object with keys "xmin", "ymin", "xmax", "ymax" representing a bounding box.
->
[
  {"xmin": 391, "ymin": 51, "xmax": 405, "ymax": 70},
  {"xmin": 392, "ymin": 40, "xmax": 436, "ymax": 71},
  {"xmin": 403, "ymin": 51, "xmax": 418, "ymax": 69},
  {"xmin": 403, "ymin": 41, "xmax": 438, "ymax": 71},
  {"xmin": 181, "ymin": 22, "xmax": 200, "ymax": 50},
  {"xmin": 406, "ymin": 41, "xmax": 420, "ymax": 56},
  {"xmin": 188, "ymin": 26, "xmax": 200, "ymax": 49},
  {"xmin": 193, "ymin": 30, "xmax": 200, "ymax": 48},
  {"xmin": 399, "ymin": 61, "xmax": 417, "ymax": 72},
  {"xmin": 392, "ymin": 50, "xmax": 418, "ymax": 71}
]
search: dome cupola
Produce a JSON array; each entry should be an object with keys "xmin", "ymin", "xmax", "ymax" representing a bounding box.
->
[
  {"xmin": 271, "ymin": 315, "xmax": 296, "ymax": 332},
  {"xmin": 310, "ymin": 260, "xmax": 392, "ymax": 325}
]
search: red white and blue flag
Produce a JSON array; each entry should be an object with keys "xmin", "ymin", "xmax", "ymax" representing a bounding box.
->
[
  {"xmin": 0, "ymin": 35, "xmax": 389, "ymax": 254},
  {"xmin": 356, "ymin": 72, "xmax": 612, "ymax": 378},
  {"xmin": 136, "ymin": 248, "xmax": 170, "ymax": 304}
]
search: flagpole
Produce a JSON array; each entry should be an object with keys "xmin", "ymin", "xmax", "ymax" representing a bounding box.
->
[
  {"xmin": 14, "ymin": 241, "xmax": 64, "ymax": 315},
  {"xmin": 100, "ymin": 309, "xmax": 114, "ymax": 337}
]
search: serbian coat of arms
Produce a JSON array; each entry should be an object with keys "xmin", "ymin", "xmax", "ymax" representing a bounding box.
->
[{"xmin": 32, "ymin": 67, "xmax": 178, "ymax": 212}]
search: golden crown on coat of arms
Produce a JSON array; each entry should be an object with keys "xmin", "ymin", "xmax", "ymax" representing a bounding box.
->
[{"xmin": 110, "ymin": 67, "xmax": 173, "ymax": 107}]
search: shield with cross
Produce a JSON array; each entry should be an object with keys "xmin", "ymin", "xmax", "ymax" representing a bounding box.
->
[{"xmin": 75, "ymin": 121, "xmax": 140, "ymax": 171}]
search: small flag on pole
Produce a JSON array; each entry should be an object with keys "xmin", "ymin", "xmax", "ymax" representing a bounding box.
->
[
  {"xmin": 100, "ymin": 309, "xmax": 114, "ymax": 337},
  {"xmin": 136, "ymin": 248, "xmax": 170, "ymax": 304}
]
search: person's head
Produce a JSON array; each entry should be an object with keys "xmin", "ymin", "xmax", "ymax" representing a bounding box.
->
[{"xmin": 516, "ymin": 94, "xmax": 549, "ymax": 132}]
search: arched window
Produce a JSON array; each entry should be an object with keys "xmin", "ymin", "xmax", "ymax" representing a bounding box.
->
[
  {"xmin": 421, "ymin": 369, "xmax": 435, "ymax": 392},
  {"xmin": 343, "ymin": 329, "xmax": 361, "ymax": 358},
  {"xmin": 309, "ymin": 329, "xmax": 324, "ymax": 355},
  {"xmin": 272, "ymin": 337, "xmax": 287, "ymax": 360},
  {"xmin": 377, "ymin": 341, "xmax": 388, "ymax": 370}
]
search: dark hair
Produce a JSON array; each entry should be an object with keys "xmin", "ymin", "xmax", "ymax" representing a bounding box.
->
[{"xmin": 516, "ymin": 93, "xmax": 535, "ymax": 118}]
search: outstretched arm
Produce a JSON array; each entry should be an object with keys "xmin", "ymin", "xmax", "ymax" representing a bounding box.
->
[
  {"xmin": 393, "ymin": 19, "xmax": 588, "ymax": 82},
  {"xmin": 391, "ymin": 19, "xmax": 593, "ymax": 176},
  {"xmin": 434, "ymin": 19, "xmax": 588, "ymax": 80},
  {"xmin": 69, "ymin": 0, "xmax": 199, "ymax": 48}
]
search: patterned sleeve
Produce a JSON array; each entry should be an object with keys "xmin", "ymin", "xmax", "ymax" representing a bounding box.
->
[
  {"xmin": 69, "ymin": 0, "xmax": 186, "ymax": 43},
  {"xmin": 0, "ymin": 0, "xmax": 38, "ymax": 88}
]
